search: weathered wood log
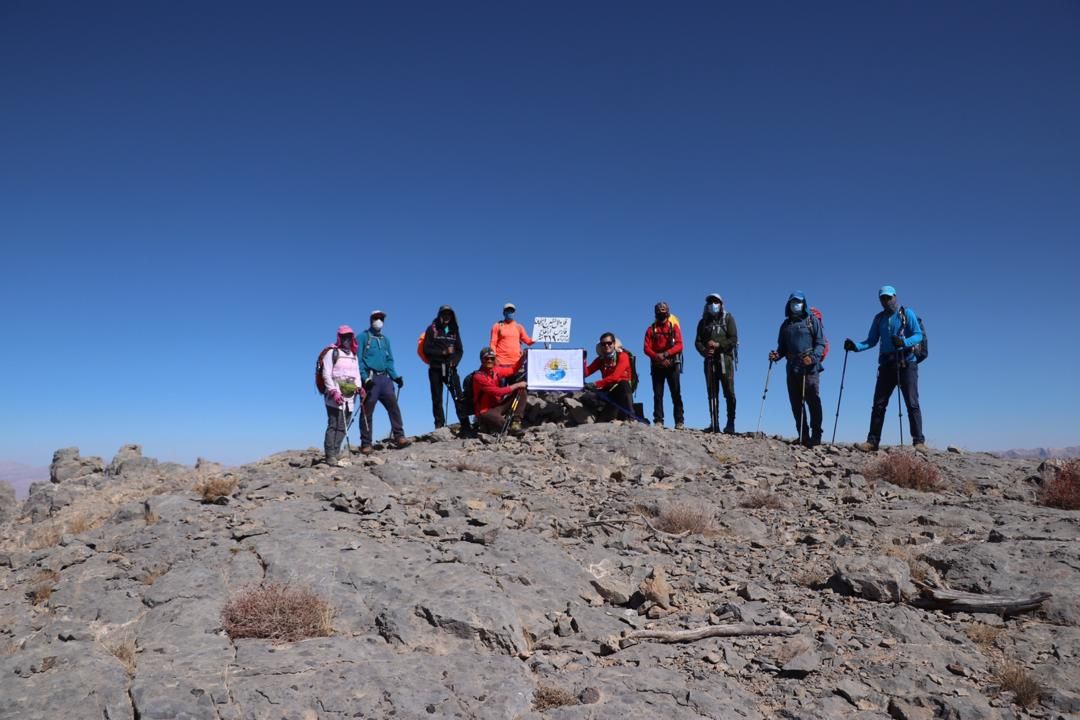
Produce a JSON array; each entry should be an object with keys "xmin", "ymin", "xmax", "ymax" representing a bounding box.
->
[
  {"xmin": 609, "ymin": 623, "xmax": 798, "ymax": 651},
  {"xmin": 910, "ymin": 586, "xmax": 1051, "ymax": 615}
]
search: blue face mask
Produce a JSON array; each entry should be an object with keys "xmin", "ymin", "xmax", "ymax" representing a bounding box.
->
[
  {"xmin": 790, "ymin": 302, "xmax": 804, "ymax": 314},
  {"xmin": 504, "ymin": 311, "xmax": 514, "ymax": 320},
  {"xmin": 708, "ymin": 303, "xmax": 721, "ymax": 314}
]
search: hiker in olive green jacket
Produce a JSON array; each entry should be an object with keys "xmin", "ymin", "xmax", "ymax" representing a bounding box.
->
[{"xmin": 694, "ymin": 293, "xmax": 738, "ymax": 433}]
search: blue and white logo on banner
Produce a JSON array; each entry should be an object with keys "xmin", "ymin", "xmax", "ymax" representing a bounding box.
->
[{"xmin": 526, "ymin": 348, "xmax": 584, "ymax": 391}]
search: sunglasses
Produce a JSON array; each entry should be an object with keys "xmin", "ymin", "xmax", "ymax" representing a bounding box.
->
[{"xmin": 600, "ymin": 341, "xmax": 615, "ymax": 346}]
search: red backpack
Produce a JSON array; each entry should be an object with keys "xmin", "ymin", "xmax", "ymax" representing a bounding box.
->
[
  {"xmin": 809, "ymin": 307, "xmax": 829, "ymax": 361},
  {"xmin": 314, "ymin": 346, "xmax": 339, "ymax": 394}
]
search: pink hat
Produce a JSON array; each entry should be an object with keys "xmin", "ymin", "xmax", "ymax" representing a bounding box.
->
[{"xmin": 337, "ymin": 324, "xmax": 355, "ymax": 336}]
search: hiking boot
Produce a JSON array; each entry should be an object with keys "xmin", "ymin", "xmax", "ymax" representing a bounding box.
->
[
  {"xmin": 508, "ymin": 420, "xmax": 524, "ymax": 437},
  {"xmin": 328, "ymin": 457, "xmax": 350, "ymax": 468},
  {"xmin": 808, "ymin": 433, "xmax": 822, "ymax": 448},
  {"xmin": 359, "ymin": 445, "xmax": 374, "ymax": 455},
  {"xmin": 913, "ymin": 442, "xmax": 928, "ymax": 452},
  {"xmin": 674, "ymin": 422, "xmax": 685, "ymax": 430},
  {"xmin": 392, "ymin": 437, "xmax": 412, "ymax": 449},
  {"xmin": 722, "ymin": 421, "xmax": 735, "ymax": 435},
  {"xmin": 855, "ymin": 441, "xmax": 879, "ymax": 452},
  {"xmin": 654, "ymin": 419, "xmax": 665, "ymax": 427}
]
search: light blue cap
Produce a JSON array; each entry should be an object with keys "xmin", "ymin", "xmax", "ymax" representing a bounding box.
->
[{"xmin": 878, "ymin": 285, "xmax": 896, "ymax": 298}]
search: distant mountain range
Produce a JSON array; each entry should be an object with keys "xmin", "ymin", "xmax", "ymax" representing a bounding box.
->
[
  {"xmin": 0, "ymin": 461, "xmax": 47, "ymax": 500},
  {"xmin": 994, "ymin": 446, "xmax": 1080, "ymax": 460}
]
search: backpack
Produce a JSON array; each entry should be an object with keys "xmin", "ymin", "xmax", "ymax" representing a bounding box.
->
[
  {"xmin": 900, "ymin": 307, "xmax": 928, "ymax": 363},
  {"xmin": 460, "ymin": 371, "xmax": 476, "ymax": 416},
  {"xmin": 808, "ymin": 307, "xmax": 829, "ymax": 362},
  {"xmin": 314, "ymin": 346, "xmax": 339, "ymax": 394},
  {"xmin": 622, "ymin": 350, "xmax": 640, "ymax": 395},
  {"xmin": 417, "ymin": 331, "xmax": 429, "ymax": 365}
]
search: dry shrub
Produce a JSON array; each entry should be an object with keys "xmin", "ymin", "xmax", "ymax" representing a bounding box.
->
[
  {"xmin": 26, "ymin": 524, "xmax": 62, "ymax": 551},
  {"xmin": 221, "ymin": 584, "xmax": 334, "ymax": 642},
  {"xmin": 1036, "ymin": 460, "xmax": 1080, "ymax": 510},
  {"xmin": 194, "ymin": 476, "xmax": 237, "ymax": 504},
  {"xmin": 66, "ymin": 511, "xmax": 101, "ymax": 535},
  {"xmin": 740, "ymin": 491, "xmax": 786, "ymax": 510},
  {"xmin": 965, "ymin": 623, "xmax": 1002, "ymax": 651},
  {"xmin": 864, "ymin": 453, "xmax": 942, "ymax": 492},
  {"xmin": 533, "ymin": 685, "xmax": 578, "ymax": 711},
  {"xmin": 883, "ymin": 545, "xmax": 932, "ymax": 585},
  {"xmin": 28, "ymin": 570, "xmax": 60, "ymax": 606},
  {"xmin": 792, "ymin": 565, "xmax": 828, "ymax": 588},
  {"xmin": 997, "ymin": 662, "xmax": 1042, "ymax": 707},
  {"xmin": 108, "ymin": 637, "xmax": 137, "ymax": 676},
  {"xmin": 652, "ymin": 502, "xmax": 714, "ymax": 535}
]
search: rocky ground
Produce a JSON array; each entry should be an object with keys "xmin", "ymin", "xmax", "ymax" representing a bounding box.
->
[{"xmin": 1, "ymin": 426, "xmax": 1078, "ymax": 719}]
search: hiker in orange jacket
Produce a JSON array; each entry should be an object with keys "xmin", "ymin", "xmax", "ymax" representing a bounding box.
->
[
  {"xmin": 585, "ymin": 333, "xmax": 636, "ymax": 422},
  {"xmin": 644, "ymin": 301, "xmax": 685, "ymax": 428},
  {"xmin": 489, "ymin": 302, "xmax": 534, "ymax": 367}
]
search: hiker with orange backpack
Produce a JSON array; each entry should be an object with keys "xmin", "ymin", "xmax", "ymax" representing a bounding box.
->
[
  {"xmin": 317, "ymin": 325, "xmax": 366, "ymax": 467},
  {"xmin": 644, "ymin": 301, "xmax": 685, "ymax": 428},
  {"xmin": 489, "ymin": 302, "xmax": 535, "ymax": 368},
  {"xmin": 768, "ymin": 292, "xmax": 827, "ymax": 447},
  {"xmin": 694, "ymin": 293, "xmax": 738, "ymax": 433},
  {"xmin": 421, "ymin": 305, "xmax": 473, "ymax": 436}
]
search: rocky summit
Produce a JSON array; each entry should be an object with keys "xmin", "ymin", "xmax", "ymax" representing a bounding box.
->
[{"xmin": 2, "ymin": 427, "xmax": 1079, "ymax": 720}]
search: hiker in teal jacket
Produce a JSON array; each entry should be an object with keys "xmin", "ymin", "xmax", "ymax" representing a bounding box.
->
[
  {"xmin": 357, "ymin": 310, "xmax": 410, "ymax": 453},
  {"xmin": 844, "ymin": 285, "xmax": 926, "ymax": 451}
]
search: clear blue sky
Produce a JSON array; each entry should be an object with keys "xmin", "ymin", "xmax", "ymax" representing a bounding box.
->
[{"xmin": 2, "ymin": 1, "xmax": 1078, "ymax": 468}]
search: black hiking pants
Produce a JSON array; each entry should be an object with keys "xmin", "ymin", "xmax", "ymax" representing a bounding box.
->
[
  {"xmin": 785, "ymin": 370, "xmax": 822, "ymax": 444},
  {"xmin": 650, "ymin": 363, "xmax": 684, "ymax": 425},
  {"xmin": 704, "ymin": 355, "xmax": 736, "ymax": 429},
  {"xmin": 594, "ymin": 382, "xmax": 637, "ymax": 422},
  {"xmin": 428, "ymin": 364, "xmax": 470, "ymax": 429},
  {"xmin": 868, "ymin": 361, "xmax": 924, "ymax": 445}
]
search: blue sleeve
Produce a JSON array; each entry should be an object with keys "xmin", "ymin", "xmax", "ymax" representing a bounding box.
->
[
  {"xmin": 386, "ymin": 338, "xmax": 398, "ymax": 379},
  {"xmin": 775, "ymin": 324, "xmax": 786, "ymax": 357},
  {"xmin": 357, "ymin": 332, "xmax": 369, "ymax": 378},
  {"xmin": 901, "ymin": 308, "xmax": 923, "ymax": 348},
  {"xmin": 856, "ymin": 314, "xmax": 880, "ymax": 352}
]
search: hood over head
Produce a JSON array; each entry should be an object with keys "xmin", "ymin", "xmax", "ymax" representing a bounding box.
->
[
  {"xmin": 335, "ymin": 324, "xmax": 358, "ymax": 353},
  {"xmin": 433, "ymin": 304, "xmax": 459, "ymax": 330},
  {"xmin": 785, "ymin": 291, "xmax": 808, "ymax": 318}
]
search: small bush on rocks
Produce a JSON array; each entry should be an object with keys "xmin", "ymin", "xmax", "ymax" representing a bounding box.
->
[
  {"xmin": 533, "ymin": 685, "xmax": 578, "ymax": 711},
  {"xmin": 28, "ymin": 570, "xmax": 60, "ymax": 606},
  {"xmin": 221, "ymin": 584, "xmax": 334, "ymax": 642},
  {"xmin": 653, "ymin": 502, "xmax": 714, "ymax": 535},
  {"xmin": 997, "ymin": 662, "xmax": 1042, "ymax": 708},
  {"xmin": 194, "ymin": 476, "xmax": 237, "ymax": 504},
  {"xmin": 864, "ymin": 453, "xmax": 942, "ymax": 492},
  {"xmin": 1036, "ymin": 460, "xmax": 1080, "ymax": 510},
  {"xmin": 740, "ymin": 491, "xmax": 786, "ymax": 510},
  {"xmin": 965, "ymin": 623, "xmax": 1002, "ymax": 651},
  {"xmin": 108, "ymin": 637, "xmax": 137, "ymax": 676}
]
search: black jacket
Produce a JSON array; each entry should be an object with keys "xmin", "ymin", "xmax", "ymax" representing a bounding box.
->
[{"xmin": 423, "ymin": 307, "xmax": 464, "ymax": 368}]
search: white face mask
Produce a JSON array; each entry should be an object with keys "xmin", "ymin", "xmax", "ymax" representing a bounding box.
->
[
  {"xmin": 372, "ymin": 319, "xmax": 384, "ymax": 331},
  {"xmin": 790, "ymin": 301, "xmax": 804, "ymax": 314},
  {"xmin": 709, "ymin": 303, "xmax": 721, "ymax": 314}
]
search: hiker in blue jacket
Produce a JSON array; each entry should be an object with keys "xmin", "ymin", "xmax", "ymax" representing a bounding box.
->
[
  {"xmin": 844, "ymin": 286, "xmax": 926, "ymax": 451},
  {"xmin": 358, "ymin": 310, "xmax": 411, "ymax": 453},
  {"xmin": 769, "ymin": 291, "xmax": 826, "ymax": 447}
]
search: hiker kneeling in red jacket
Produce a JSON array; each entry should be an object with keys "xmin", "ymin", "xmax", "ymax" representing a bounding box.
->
[
  {"xmin": 472, "ymin": 347, "xmax": 527, "ymax": 436},
  {"xmin": 584, "ymin": 333, "xmax": 636, "ymax": 422}
]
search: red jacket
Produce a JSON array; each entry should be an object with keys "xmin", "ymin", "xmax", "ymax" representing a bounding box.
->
[
  {"xmin": 643, "ymin": 320, "xmax": 683, "ymax": 361},
  {"xmin": 586, "ymin": 351, "xmax": 631, "ymax": 390},
  {"xmin": 472, "ymin": 355, "xmax": 525, "ymax": 415}
]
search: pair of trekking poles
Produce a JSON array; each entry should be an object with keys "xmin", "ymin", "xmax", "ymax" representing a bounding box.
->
[
  {"xmin": 754, "ymin": 347, "xmax": 905, "ymax": 446},
  {"xmin": 340, "ymin": 374, "xmax": 404, "ymax": 451}
]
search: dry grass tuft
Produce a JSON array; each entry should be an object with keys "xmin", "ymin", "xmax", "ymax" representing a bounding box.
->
[
  {"xmin": 792, "ymin": 565, "xmax": 829, "ymax": 588},
  {"xmin": 66, "ymin": 511, "xmax": 101, "ymax": 535},
  {"xmin": 997, "ymin": 662, "xmax": 1043, "ymax": 708},
  {"xmin": 221, "ymin": 583, "xmax": 334, "ymax": 642},
  {"xmin": 28, "ymin": 570, "xmax": 60, "ymax": 606},
  {"xmin": 882, "ymin": 545, "xmax": 932, "ymax": 584},
  {"xmin": 965, "ymin": 623, "xmax": 1003, "ymax": 651},
  {"xmin": 652, "ymin": 502, "xmax": 714, "ymax": 535},
  {"xmin": 864, "ymin": 453, "xmax": 943, "ymax": 492},
  {"xmin": 194, "ymin": 476, "xmax": 238, "ymax": 504},
  {"xmin": 740, "ymin": 491, "xmax": 787, "ymax": 510},
  {"xmin": 533, "ymin": 685, "xmax": 579, "ymax": 711},
  {"xmin": 26, "ymin": 524, "xmax": 63, "ymax": 551},
  {"xmin": 108, "ymin": 637, "xmax": 137, "ymax": 676},
  {"xmin": 1037, "ymin": 460, "xmax": 1080, "ymax": 510}
]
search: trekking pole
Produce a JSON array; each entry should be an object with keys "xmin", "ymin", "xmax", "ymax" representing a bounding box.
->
[
  {"xmin": 896, "ymin": 353, "xmax": 905, "ymax": 447},
  {"xmin": 340, "ymin": 406, "xmax": 352, "ymax": 454},
  {"xmin": 589, "ymin": 388, "xmax": 649, "ymax": 424},
  {"xmin": 831, "ymin": 350, "xmax": 849, "ymax": 444},
  {"xmin": 799, "ymin": 370, "xmax": 807, "ymax": 445},
  {"xmin": 755, "ymin": 360, "xmax": 774, "ymax": 436},
  {"xmin": 498, "ymin": 393, "xmax": 521, "ymax": 441}
]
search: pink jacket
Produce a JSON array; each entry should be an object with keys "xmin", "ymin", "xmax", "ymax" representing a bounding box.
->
[{"xmin": 323, "ymin": 348, "xmax": 362, "ymax": 411}]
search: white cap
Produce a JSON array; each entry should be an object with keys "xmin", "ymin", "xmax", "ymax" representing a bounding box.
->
[{"xmin": 503, "ymin": 302, "xmax": 516, "ymax": 311}]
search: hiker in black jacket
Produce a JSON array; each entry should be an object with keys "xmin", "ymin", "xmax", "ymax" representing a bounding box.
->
[
  {"xmin": 423, "ymin": 305, "xmax": 472, "ymax": 435},
  {"xmin": 695, "ymin": 293, "xmax": 738, "ymax": 433}
]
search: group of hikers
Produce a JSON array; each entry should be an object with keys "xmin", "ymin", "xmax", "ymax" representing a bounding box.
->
[{"xmin": 317, "ymin": 288, "xmax": 927, "ymax": 468}]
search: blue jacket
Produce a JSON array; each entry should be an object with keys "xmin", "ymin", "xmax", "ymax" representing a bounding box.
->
[
  {"xmin": 358, "ymin": 329, "xmax": 399, "ymax": 379},
  {"xmin": 855, "ymin": 307, "xmax": 923, "ymax": 366},
  {"xmin": 775, "ymin": 292, "xmax": 826, "ymax": 375}
]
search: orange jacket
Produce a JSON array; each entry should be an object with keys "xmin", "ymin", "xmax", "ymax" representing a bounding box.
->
[
  {"xmin": 586, "ymin": 351, "xmax": 632, "ymax": 390},
  {"xmin": 489, "ymin": 320, "xmax": 534, "ymax": 365}
]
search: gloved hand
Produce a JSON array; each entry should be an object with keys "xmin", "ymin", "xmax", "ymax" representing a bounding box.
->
[
  {"xmin": 584, "ymin": 382, "xmax": 597, "ymax": 392},
  {"xmin": 768, "ymin": 351, "xmax": 779, "ymax": 362},
  {"xmin": 393, "ymin": 376, "xmax": 404, "ymax": 388},
  {"xmin": 328, "ymin": 389, "xmax": 344, "ymax": 406},
  {"xmin": 358, "ymin": 387, "xmax": 367, "ymax": 401},
  {"xmin": 362, "ymin": 378, "xmax": 375, "ymax": 391},
  {"xmin": 801, "ymin": 354, "xmax": 813, "ymax": 367},
  {"xmin": 892, "ymin": 335, "xmax": 905, "ymax": 348},
  {"xmin": 843, "ymin": 338, "xmax": 857, "ymax": 352}
]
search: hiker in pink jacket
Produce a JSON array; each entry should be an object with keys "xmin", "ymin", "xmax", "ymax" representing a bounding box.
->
[{"xmin": 321, "ymin": 325, "xmax": 364, "ymax": 467}]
